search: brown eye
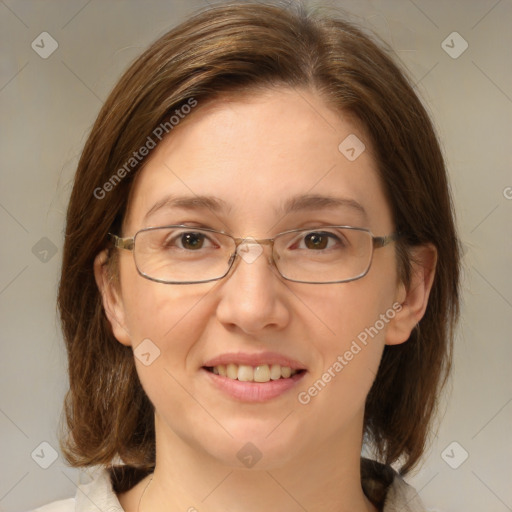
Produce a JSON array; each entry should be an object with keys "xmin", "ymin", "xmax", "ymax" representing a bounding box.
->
[
  {"xmin": 304, "ymin": 232, "xmax": 329, "ymax": 250},
  {"xmin": 180, "ymin": 232, "xmax": 206, "ymax": 250}
]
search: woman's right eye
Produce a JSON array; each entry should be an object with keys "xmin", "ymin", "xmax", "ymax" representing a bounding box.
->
[
  {"xmin": 183, "ymin": 232, "xmax": 206, "ymax": 250},
  {"xmin": 167, "ymin": 231, "xmax": 209, "ymax": 250}
]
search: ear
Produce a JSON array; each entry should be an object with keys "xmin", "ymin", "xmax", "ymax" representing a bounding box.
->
[
  {"xmin": 93, "ymin": 249, "xmax": 132, "ymax": 346},
  {"xmin": 385, "ymin": 243, "xmax": 437, "ymax": 346}
]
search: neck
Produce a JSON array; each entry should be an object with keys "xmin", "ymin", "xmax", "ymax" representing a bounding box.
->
[{"xmin": 125, "ymin": 411, "xmax": 377, "ymax": 512}]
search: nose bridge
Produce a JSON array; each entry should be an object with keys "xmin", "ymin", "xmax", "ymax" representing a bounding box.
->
[
  {"xmin": 235, "ymin": 236, "xmax": 274, "ymax": 263},
  {"xmin": 234, "ymin": 236, "xmax": 274, "ymax": 247},
  {"xmin": 233, "ymin": 236, "xmax": 276, "ymax": 270},
  {"xmin": 215, "ymin": 233, "xmax": 290, "ymax": 334}
]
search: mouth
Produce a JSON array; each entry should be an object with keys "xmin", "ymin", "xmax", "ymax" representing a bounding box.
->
[
  {"xmin": 203, "ymin": 363, "xmax": 306, "ymax": 383},
  {"xmin": 201, "ymin": 363, "xmax": 307, "ymax": 404},
  {"xmin": 201, "ymin": 352, "xmax": 308, "ymax": 402}
]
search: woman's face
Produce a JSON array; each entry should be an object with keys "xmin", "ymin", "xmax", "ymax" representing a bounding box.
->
[{"xmin": 104, "ymin": 87, "xmax": 407, "ymax": 468}]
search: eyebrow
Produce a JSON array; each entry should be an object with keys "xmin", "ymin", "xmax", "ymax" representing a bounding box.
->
[
  {"xmin": 282, "ymin": 194, "xmax": 367, "ymax": 220},
  {"xmin": 143, "ymin": 195, "xmax": 232, "ymax": 222},
  {"xmin": 143, "ymin": 193, "xmax": 367, "ymax": 222}
]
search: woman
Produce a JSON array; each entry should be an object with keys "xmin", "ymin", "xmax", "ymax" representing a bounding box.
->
[{"xmin": 37, "ymin": 1, "xmax": 461, "ymax": 511}]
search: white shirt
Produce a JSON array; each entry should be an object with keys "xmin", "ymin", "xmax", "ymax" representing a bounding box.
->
[{"xmin": 32, "ymin": 460, "xmax": 427, "ymax": 512}]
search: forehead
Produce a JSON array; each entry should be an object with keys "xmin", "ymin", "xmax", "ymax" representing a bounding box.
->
[{"xmin": 123, "ymin": 87, "xmax": 392, "ymax": 233}]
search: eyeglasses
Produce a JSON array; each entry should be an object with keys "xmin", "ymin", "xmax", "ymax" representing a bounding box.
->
[{"xmin": 108, "ymin": 225, "xmax": 400, "ymax": 285}]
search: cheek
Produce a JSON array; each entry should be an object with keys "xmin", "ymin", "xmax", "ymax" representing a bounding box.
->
[
  {"xmin": 294, "ymin": 309, "xmax": 388, "ymax": 438},
  {"xmin": 120, "ymin": 280, "xmax": 216, "ymax": 413},
  {"xmin": 297, "ymin": 272, "xmax": 397, "ymax": 410},
  {"xmin": 305, "ymin": 273, "xmax": 396, "ymax": 351},
  {"xmin": 120, "ymin": 269, "xmax": 215, "ymax": 365}
]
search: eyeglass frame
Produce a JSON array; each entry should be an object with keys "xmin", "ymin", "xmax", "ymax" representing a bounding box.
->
[{"xmin": 108, "ymin": 225, "xmax": 401, "ymax": 285}]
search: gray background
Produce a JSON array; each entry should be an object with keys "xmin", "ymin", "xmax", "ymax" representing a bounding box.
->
[{"xmin": 1, "ymin": 0, "xmax": 511, "ymax": 511}]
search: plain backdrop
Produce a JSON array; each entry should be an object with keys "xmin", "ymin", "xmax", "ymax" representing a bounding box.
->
[{"xmin": 1, "ymin": 1, "xmax": 511, "ymax": 511}]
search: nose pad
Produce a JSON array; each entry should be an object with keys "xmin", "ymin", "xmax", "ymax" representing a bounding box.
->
[
  {"xmin": 237, "ymin": 237, "xmax": 265, "ymax": 265},
  {"xmin": 226, "ymin": 238, "xmax": 278, "ymax": 279}
]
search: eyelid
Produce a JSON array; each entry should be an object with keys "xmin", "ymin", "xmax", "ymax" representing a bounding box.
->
[
  {"xmin": 146, "ymin": 223, "xmax": 361, "ymax": 239},
  {"xmin": 145, "ymin": 222, "xmax": 221, "ymax": 233},
  {"xmin": 165, "ymin": 229, "xmax": 219, "ymax": 250}
]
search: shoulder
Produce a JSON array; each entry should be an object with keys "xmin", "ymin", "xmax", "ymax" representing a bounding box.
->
[
  {"xmin": 361, "ymin": 458, "xmax": 426, "ymax": 512},
  {"xmin": 31, "ymin": 467, "xmax": 124, "ymax": 512}
]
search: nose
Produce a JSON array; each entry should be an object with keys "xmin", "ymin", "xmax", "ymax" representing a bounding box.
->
[{"xmin": 215, "ymin": 239, "xmax": 290, "ymax": 335}]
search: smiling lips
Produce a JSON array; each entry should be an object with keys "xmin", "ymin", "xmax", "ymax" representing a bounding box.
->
[
  {"xmin": 202, "ymin": 352, "xmax": 307, "ymax": 393},
  {"xmin": 205, "ymin": 363, "xmax": 301, "ymax": 382}
]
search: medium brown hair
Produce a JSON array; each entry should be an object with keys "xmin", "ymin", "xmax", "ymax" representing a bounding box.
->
[{"xmin": 58, "ymin": 0, "xmax": 461, "ymax": 492}]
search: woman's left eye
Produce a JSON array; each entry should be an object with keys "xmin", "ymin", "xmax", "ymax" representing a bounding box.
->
[{"xmin": 297, "ymin": 231, "xmax": 342, "ymax": 250}]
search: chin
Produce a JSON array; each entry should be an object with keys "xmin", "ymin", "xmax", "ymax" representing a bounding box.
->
[{"xmin": 203, "ymin": 418, "xmax": 307, "ymax": 469}]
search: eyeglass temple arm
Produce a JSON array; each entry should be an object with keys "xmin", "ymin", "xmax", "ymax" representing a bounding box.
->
[
  {"xmin": 373, "ymin": 232, "xmax": 401, "ymax": 248},
  {"xmin": 108, "ymin": 233, "xmax": 134, "ymax": 251}
]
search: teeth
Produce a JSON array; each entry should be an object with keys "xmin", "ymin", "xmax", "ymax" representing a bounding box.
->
[
  {"xmin": 270, "ymin": 364, "xmax": 281, "ymax": 380},
  {"xmin": 238, "ymin": 365, "xmax": 253, "ymax": 382},
  {"xmin": 254, "ymin": 365, "xmax": 270, "ymax": 382},
  {"xmin": 208, "ymin": 363, "xmax": 300, "ymax": 382},
  {"xmin": 226, "ymin": 363, "xmax": 238, "ymax": 379}
]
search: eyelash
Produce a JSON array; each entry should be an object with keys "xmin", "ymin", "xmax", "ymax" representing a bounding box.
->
[{"xmin": 163, "ymin": 229, "xmax": 345, "ymax": 251}]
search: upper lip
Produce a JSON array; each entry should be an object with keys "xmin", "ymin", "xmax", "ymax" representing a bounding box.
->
[{"xmin": 203, "ymin": 352, "xmax": 307, "ymax": 370}]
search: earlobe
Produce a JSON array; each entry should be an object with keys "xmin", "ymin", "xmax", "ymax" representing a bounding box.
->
[
  {"xmin": 385, "ymin": 243, "xmax": 437, "ymax": 346},
  {"xmin": 93, "ymin": 250, "xmax": 132, "ymax": 346}
]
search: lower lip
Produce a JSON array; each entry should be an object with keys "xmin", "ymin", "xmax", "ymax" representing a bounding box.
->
[{"xmin": 201, "ymin": 368, "xmax": 306, "ymax": 402}]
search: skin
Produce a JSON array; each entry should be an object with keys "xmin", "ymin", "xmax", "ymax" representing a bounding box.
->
[{"xmin": 95, "ymin": 87, "xmax": 436, "ymax": 512}]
